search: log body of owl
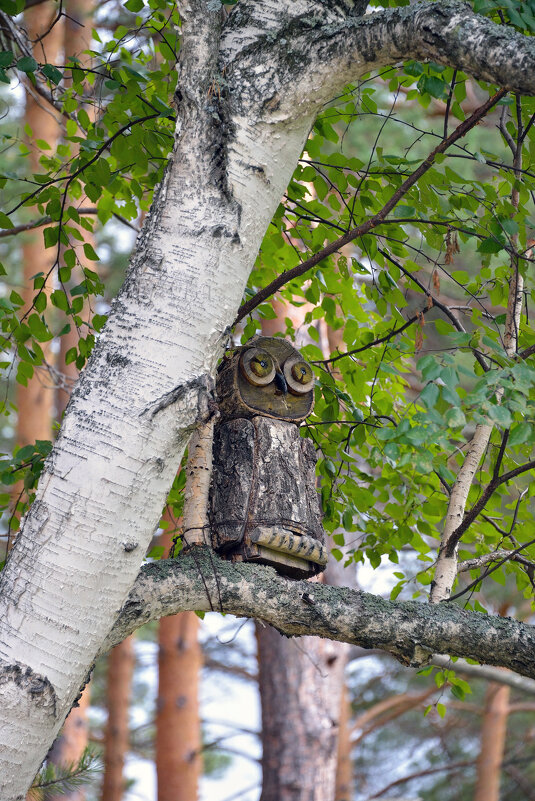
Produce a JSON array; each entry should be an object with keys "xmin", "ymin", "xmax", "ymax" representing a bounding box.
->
[{"xmin": 210, "ymin": 336, "xmax": 327, "ymax": 579}]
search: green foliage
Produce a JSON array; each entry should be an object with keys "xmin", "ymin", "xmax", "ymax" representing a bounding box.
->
[
  {"xmin": 244, "ymin": 11, "xmax": 535, "ymax": 607},
  {"xmin": 0, "ymin": 0, "xmax": 534, "ymax": 619},
  {"xmin": 0, "ymin": 0, "xmax": 181, "ymax": 533},
  {"xmin": 28, "ymin": 747, "xmax": 102, "ymax": 799}
]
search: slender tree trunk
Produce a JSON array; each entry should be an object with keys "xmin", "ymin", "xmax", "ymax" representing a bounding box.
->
[
  {"xmin": 45, "ymin": 689, "xmax": 90, "ymax": 801},
  {"xmin": 156, "ymin": 528, "xmax": 202, "ymax": 801},
  {"xmin": 474, "ymin": 682, "xmax": 510, "ymax": 801},
  {"xmin": 17, "ymin": 3, "xmax": 62, "ymax": 448},
  {"xmin": 335, "ymin": 682, "xmax": 353, "ymax": 801},
  {"xmin": 100, "ymin": 636, "xmax": 135, "ymax": 801}
]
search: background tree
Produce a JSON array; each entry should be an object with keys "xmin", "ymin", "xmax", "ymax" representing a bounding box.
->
[{"xmin": 1, "ymin": 1, "xmax": 535, "ymax": 798}]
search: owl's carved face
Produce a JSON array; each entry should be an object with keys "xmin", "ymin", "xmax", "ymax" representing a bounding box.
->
[
  {"xmin": 240, "ymin": 346, "xmax": 314, "ymax": 396},
  {"xmin": 217, "ymin": 336, "xmax": 315, "ymax": 423}
]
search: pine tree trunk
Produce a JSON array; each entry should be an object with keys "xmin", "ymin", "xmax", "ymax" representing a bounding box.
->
[
  {"xmin": 100, "ymin": 636, "xmax": 135, "ymax": 801},
  {"xmin": 257, "ymin": 623, "xmax": 346, "ymax": 801},
  {"xmin": 474, "ymin": 682, "xmax": 510, "ymax": 801},
  {"xmin": 17, "ymin": 2, "xmax": 62, "ymax": 448},
  {"xmin": 45, "ymin": 688, "xmax": 90, "ymax": 801},
  {"xmin": 156, "ymin": 529, "xmax": 202, "ymax": 801},
  {"xmin": 334, "ymin": 683, "xmax": 353, "ymax": 801}
]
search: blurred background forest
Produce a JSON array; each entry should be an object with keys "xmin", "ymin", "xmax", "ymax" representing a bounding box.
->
[{"xmin": 1, "ymin": 0, "xmax": 535, "ymax": 799}]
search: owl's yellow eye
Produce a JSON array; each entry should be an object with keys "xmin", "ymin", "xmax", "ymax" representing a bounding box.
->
[
  {"xmin": 291, "ymin": 362, "xmax": 313, "ymax": 384},
  {"xmin": 240, "ymin": 347, "xmax": 276, "ymax": 386},
  {"xmin": 284, "ymin": 356, "xmax": 314, "ymax": 395},
  {"xmin": 250, "ymin": 356, "xmax": 272, "ymax": 377}
]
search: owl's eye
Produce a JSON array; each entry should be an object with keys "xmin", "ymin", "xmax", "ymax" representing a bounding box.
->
[
  {"xmin": 240, "ymin": 348, "xmax": 276, "ymax": 386},
  {"xmin": 283, "ymin": 356, "xmax": 314, "ymax": 395}
]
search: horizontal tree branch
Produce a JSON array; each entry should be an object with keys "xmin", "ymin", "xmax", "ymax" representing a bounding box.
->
[
  {"xmin": 458, "ymin": 549, "xmax": 535, "ymax": 574},
  {"xmin": 102, "ymin": 546, "xmax": 535, "ymax": 681},
  {"xmin": 431, "ymin": 655, "xmax": 535, "ymax": 696},
  {"xmin": 0, "ymin": 208, "xmax": 139, "ymax": 238}
]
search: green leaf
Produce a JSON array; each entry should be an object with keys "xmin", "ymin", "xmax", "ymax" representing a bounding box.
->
[
  {"xmin": 126, "ymin": 0, "xmax": 145, "ymax": 13},
  {"xmin": 41, "ymin": 64, "xmax": 63, "ymax": 85},
  {"xmin": 65, "ymin": 347, "xmax": 77, "ymax": 365},
  {"xmin": 420, "ymin": 382, "xmax": 439, "ymax": 409},
  {"xmin": 487, "ymin": 405, "xmax": 512, "ymax": 427},
  {"xmin": 43, "ymin": 226, "xmax": 59, "ymax": 248},
  {"xmin": 0, "ymin": 51, "xmax": 13, "ymax": 67},
  {"xmin": 393, "ymin": 204, "xmax": 416, "ymax": 218},
  {"xmin": 27, "ymin": 314, "xmax": 52, "ymax": 342},
  {"xmin": 50, "ymin": 290, "xmax": 70, "ymax": 312},
  {"xmin": 445, "ymin": 407, "xmax": 466, "ymax": 428},
  {"xmin": 92, "ymin": 314, "xmax": 108, "ymax": 332},
  {"xmin": 477, "ymin": 238, "xmax": 505, "ymax": 254},
  {"xmin": 83, "ymin": 242, "xmax": 99, "ymax": 261},
  {"xmin": 0, "ymin": 212, "xmax": 13, "ymax": 229},
  {"xmin": 509, "ymin": 424, "xmax": 531, "ymax": 446},
  {"xmin": 17, "ymin": 56, "xmax": 37, "ymax": 73},
  {"xmin": 34, "ymin": 293, "xmax": 47, "ymax": 313}
]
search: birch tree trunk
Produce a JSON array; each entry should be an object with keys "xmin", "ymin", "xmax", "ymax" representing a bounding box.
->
[{"xmin": 3, "ymin": 2, "xmax": 535, "ymax": 798}]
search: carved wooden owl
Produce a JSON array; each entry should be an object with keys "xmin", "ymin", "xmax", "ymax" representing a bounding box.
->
[{"xmin": 210, "ymin": 336, "xmax": 327, "ymax": 579}]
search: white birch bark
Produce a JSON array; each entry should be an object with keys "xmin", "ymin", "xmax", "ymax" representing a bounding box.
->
[{"xmin": 2, "ymin": 1, "xmax": 535, "ymax": 796}]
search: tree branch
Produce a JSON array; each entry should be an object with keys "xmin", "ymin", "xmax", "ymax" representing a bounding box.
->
[
  {"xmin": 234, "ymin": 89, "xmax": 505, "ymax": 325},
  {"xmin": 102, "ymin": 547, "xmax": 535, "ymax": 681}
]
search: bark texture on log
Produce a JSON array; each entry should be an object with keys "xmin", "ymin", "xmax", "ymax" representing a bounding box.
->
[{"xmin": 210, "ymin": 417, "xmax": 325, "ymax": 577}]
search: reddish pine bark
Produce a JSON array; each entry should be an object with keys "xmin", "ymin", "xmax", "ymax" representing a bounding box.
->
[
  {"xmin": 100, "ymin": 637, "xmax": 135, "ymax": 801},
  {"xmin": 474, "ymin": 682, "xmax": 510, "ymax": 801},
  {"xmin": 335, "ymin": 682, "xmax": 353, "ymax": 801},
  {"xmin": 17, "ymin": 3, "xmax": 62, "ymax": 448},
  {"xmin": 45, "ymin": 688, "xmax": 90, "ymax": 801},
  {"xmin": 156, "ymin": 528, "xmax": 202, "ymax": 801}
]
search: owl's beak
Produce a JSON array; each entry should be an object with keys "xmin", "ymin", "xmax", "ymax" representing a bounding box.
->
[{"xmin": 274, "ymin": 370, "xmax": 288, "ymax": 396}]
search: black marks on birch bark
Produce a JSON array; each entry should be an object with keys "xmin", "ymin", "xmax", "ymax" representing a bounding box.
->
[{"xmin": 0, "ymin": 661, "xmax": 57, "ymax": 717}]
